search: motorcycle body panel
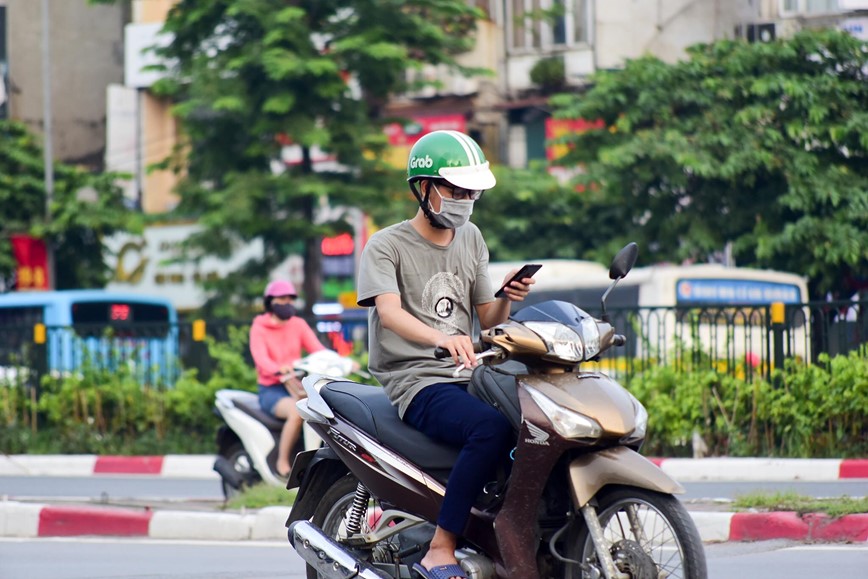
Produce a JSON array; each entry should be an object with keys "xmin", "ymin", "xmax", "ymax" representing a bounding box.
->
[
  {"xmin": 568, "ymin": 446, "xmax": 685, "ymax": 508},
  {"xmin": 214, "ymin": 388, "xmax": 282, "ymax": 487},
  {"xmin": 523, "ymin": 371, "xmax": 638, "ymax": 436}
]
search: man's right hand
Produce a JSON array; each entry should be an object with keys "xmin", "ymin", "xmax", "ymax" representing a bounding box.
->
[{"xmin": 435, "ymin": 334, "xmax": 477, "ymax": 369}]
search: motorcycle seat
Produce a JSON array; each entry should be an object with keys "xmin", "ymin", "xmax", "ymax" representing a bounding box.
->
[
  {"xmin": 320, "ymin": 382, "xmax": 460, "ymax": 472},
  {"xmin": 234, "ymin": 398, "xmax": 285, "ymax": 432}
]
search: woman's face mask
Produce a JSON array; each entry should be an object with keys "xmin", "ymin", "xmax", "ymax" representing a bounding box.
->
[
  {"xmin": 430, "ymin": 183, "xmax": 475, "ymax": 229},
  {"xmin": 271, "ymin": 303, "xmax": 297, "ymax": 321}
]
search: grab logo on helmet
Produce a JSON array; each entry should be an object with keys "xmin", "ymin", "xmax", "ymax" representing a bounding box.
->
[{"xmin": 408, "ymin": 154, "xmax": 433, "ymax": 169}]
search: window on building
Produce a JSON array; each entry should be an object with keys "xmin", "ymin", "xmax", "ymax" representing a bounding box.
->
[
  {"xmin": 510, "ymin": 0, "xmax": 588, "ymax": 52},
  {"xmin": 780, "ymin": 0, "xmax": 839, "ymax": 14},
  {"xmin": 806, "ymin": 0, "xmax": 838, "ymax": 12}
]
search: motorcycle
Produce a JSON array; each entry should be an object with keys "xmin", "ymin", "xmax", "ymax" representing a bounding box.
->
[
  {"xmin": 285, "ymin": 243, "xmax": 708, "ymax": 579},
  {"xmin": 213, "ymin": 349, "xmax": 360, "ymax": 499}
]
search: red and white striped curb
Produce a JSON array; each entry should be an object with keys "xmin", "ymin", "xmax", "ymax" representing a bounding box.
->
[
  {"xmin": 0, "ymin": 455, "xmax": 218, "ymax": 479},
  {"xmin": 690, "ymin": 511, "xmax": 868, "ymax": 543},
  {"xmin": 0, "ymin": 501, "xmax": 289, "ymax": 541},
  {"xmin": 2, "ymin": 455, "xmax": 866, "ymax": 481},
  {"xmin": 1, "ymin": 501, "xmax": 866, "ymax": 543}
]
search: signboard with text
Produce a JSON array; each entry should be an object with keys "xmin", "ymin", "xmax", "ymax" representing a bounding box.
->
[
  {"xmin": 676, "ymin": 279, "xmax": 802, "ymax": 304},
  {"xmin": 10, "ymin": 235, "xmax": 49, "ymax": 290},
  {"xmin": 104, "ymin": 224, "xmax": 303, "ymax": 311},
  {"xmin": 381, "ymin": 114, "xmax": 467, "ymax": 168}
]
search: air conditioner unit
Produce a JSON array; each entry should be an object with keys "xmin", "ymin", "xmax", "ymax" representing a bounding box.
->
[{"xmin": 734, "ymin": 22, "xmax": 778, "ymax": 43}]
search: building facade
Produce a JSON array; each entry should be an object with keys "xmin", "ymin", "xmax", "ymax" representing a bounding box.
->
[{"xmin": 4, "ymin": 0, "xmax": 130, "ymax": 169}]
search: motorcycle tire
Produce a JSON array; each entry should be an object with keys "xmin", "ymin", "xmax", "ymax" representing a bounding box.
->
[
  {"xmin": 569, "ymin": 485, "xmax": 707, "ymax": 579},
  {"xmin": 219, "ymin": 442, "xmax": 260, "ymax": 500},
  {"xmin": 306, "ymin": 474, "xmax": 377, "ymax": 579}
]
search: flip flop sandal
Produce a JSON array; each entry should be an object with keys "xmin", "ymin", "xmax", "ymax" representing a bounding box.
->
[{"xmin": 411, "ymin": 562, "xmax": 468, "ymax": 579}]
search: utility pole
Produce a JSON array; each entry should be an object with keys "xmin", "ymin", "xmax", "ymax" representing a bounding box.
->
[{"xmin": 41, "ymin": 0, "xmax": 55, "ymax": 289}]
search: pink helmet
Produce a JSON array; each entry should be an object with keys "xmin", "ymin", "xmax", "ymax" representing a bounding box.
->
[{"xmin": 264, "ymin": 280, "xmax": 297, "ymax": 298}]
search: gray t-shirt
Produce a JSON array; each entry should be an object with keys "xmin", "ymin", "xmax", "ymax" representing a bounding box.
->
[{"xmin": 357, "ymin": 220, "xmax": 496, "ymax": 418}]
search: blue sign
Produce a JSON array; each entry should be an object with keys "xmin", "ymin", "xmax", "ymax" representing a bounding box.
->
[{"xmin": 676, "ymin": 279, "xmax": 802, "ymax": 304}]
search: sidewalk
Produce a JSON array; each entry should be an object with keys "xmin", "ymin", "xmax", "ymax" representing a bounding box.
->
[{"xmin": 1, "ymin": 455, "xmax": 867, "ymax": 543}]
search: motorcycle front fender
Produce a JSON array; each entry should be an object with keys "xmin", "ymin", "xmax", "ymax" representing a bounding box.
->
[{"xmin": 569, "ymin": 446, "xmax": 684, "ymax": 508}]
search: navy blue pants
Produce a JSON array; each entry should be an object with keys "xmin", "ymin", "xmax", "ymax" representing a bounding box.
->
[{"xmin": 404, "ymin": 382, "xmax": 514, "ymax": 535}]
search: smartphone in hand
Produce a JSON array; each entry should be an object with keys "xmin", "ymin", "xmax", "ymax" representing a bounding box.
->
[{"xmin": 495, "ymin": 263, "xmax": 542, "ymax": 298}]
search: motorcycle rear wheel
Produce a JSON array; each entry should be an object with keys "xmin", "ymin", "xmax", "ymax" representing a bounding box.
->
[
  {"xmin": 219, "ymin": 443, "xmax": 260, "ymax": 500},
  {"xmin": 307, "ymin": 474, "xmax": 378, "ymax": 579},
  {"xmin": 569, "ymin": 486, "xmax": 707, "ymax": 579}
]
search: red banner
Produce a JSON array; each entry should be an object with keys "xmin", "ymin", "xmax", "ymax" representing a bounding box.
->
[
  {"xmin": 381, "ymin": 114, "xmax": 467, "ymax": 169},
  {"xmin": 383, "ymin": 114, "xmax": 467, "ymax": 147},
  {"xmin": 10, "ymin": 234, "xmax": 49, "ymax": 290}
]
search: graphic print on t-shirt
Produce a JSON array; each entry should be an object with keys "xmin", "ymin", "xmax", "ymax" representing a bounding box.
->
[{"xmin": 421, "ymin": 271, "xmax": 465, "ymax": 335}]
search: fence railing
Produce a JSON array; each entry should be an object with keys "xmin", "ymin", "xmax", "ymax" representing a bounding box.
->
[{"xmin": 0, "ymin": 300, "xmax": 864, "ymax": 390}]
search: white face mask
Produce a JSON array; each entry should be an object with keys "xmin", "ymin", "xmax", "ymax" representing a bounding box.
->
[{"xmin": 430, "ymin": 183, "xmax": 475, "ymax": 229}]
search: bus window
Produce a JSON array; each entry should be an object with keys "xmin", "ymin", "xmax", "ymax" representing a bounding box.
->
[
  {"xmin": 0, "ymin": 291, "xmax": 180, "ymax": 386},
  {"xmin": 71, "ymin": 301, "xmax": 170, "ymax": 324},
  {"xmin": 0, "ymin": 306, "xmax": 44, "ymax": 327},
  {"xmin": 0, "ymin": 306, "xmax": 43, "ymax": 373},
  {"xmin": 71, "ymin": 301, "xmax": 171, "ymax": 338}
]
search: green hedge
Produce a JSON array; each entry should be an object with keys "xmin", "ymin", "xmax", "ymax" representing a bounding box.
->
[
  {"xmin": 629, "ymin": 350, "xmax": 868, "ymax": 458},
  {"xmin": 0, "ymin": 327, "xmax": 257, "ymax": 455},
  {"xmin": 1, "ymin": 345, "xmax": 865, "ymax": 457}
]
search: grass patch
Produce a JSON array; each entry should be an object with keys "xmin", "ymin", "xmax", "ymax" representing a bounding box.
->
[
  {"xmin": 733, "ymin": 491, "xmax": 868, "ymax": 518},
  {"xmin": 224, "ymin": 483, "xmax": 297, "ymax": 510}
]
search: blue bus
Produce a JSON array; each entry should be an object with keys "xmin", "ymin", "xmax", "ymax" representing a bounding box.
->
[{"xmin": 0, "ymin": 290, "xmax": 180, "ymax": 386}]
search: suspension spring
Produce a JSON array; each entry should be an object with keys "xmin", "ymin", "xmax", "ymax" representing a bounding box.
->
[{"xmin": 345, "ymin": 482, "xmax": 371, "ymax": 536}]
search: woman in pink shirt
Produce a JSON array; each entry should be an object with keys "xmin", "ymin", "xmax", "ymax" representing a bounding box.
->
[{"xmin": 250, "ymin": 280, "xmax": 326, "ymax": 477}]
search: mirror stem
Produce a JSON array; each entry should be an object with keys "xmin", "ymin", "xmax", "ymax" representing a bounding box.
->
[{"xmin": 600, "ymin": 277, "xmax": 622, "ymax": 323}]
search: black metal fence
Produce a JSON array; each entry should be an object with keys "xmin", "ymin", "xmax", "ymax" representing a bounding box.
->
[{"xmin": 0, "ymin": 301, "xmax": 864, "ymax": 390}]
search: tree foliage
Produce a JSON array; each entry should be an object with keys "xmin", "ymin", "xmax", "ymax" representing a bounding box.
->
[
  {"xmin": 152, "ymin": 0, "xmax": 486, "ymax": 315},
  {"xmin": 472, "ymin": 163, "xmax": 607, "ymax": 262},
  {"xmin": 550, "ymin": 29, "xmax": 868, "ymax": 298},
  {"xmin": 0, "ymin": 120, "xmax": 136, "ymax": 290}
]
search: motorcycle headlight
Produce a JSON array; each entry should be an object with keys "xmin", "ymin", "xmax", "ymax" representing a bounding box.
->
[
  {"xmin": 580, "ymin": 318, "xmax": 601, "ymax": 359},
  {"xmin": 523, "ymin": 322, "xmax": 583, "ymax": 363},
  {"xmin": 524, "ymin": 385, "xmax": 602, "ymax": 440}
]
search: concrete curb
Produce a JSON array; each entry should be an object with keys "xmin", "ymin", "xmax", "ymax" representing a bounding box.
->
[
  {"xmin": 651, "ymin": 457, "xmax": 868, "ymax": 481},
  {"xmin": 2, "ymin": 500, "xmax": 866, "ymax": 543},
  {"xmin": 0, "ymin": 455, "xmax": 219, "ymax": 479},
  {"xmin": 2, "ymin": 455, "xmax": 867, "ymax": 481}
]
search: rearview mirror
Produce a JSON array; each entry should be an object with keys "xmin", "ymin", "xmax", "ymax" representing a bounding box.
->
[{"xmin": 609, "ymin": 243, "xmax": 639, "ymax": 280}]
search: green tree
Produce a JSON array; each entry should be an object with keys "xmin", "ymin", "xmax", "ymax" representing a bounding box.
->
[
  {"xmin": 150, "ymin": 0, "xmax": 486, "ymax": 316},
  {"xmin": 550, "ymin": 29, "xmax": 868, "ymax": 298},
  {"xmin": 0, "ymin": 120, "xmax": 136, "ymax": 290},
  {"xmin": 472, "ymin": 163, "xmax": 610, "ymax": 262}
]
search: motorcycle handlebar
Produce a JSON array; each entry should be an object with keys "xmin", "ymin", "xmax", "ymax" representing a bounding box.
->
[
  {"xmin": 613, "ymin": 334, "xmax": 627, "ymax": 347},
  {"xmin": 434, "ymin": 343, "xmax": 484, "ymax": 359}
]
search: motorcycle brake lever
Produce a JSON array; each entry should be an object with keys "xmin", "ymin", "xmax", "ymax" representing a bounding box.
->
[{"xmin": 450, "ymin": 349, "xmax": 500, "ymax": 378}]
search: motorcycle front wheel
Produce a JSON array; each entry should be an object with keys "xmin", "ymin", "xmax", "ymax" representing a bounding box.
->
[{"xmin": 569, "ymin": 485, "xmax": 707, "ymax": 579}]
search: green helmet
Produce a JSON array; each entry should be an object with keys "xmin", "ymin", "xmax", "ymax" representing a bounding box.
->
[{"xmin": 406, "ymin": 130, "xmax": 496, "ymax": 191}]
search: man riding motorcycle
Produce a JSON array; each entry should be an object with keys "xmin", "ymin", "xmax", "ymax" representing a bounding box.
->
[{"xmin": 356, "ymin": 130, "xmax": 536, "ymax": 579}]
